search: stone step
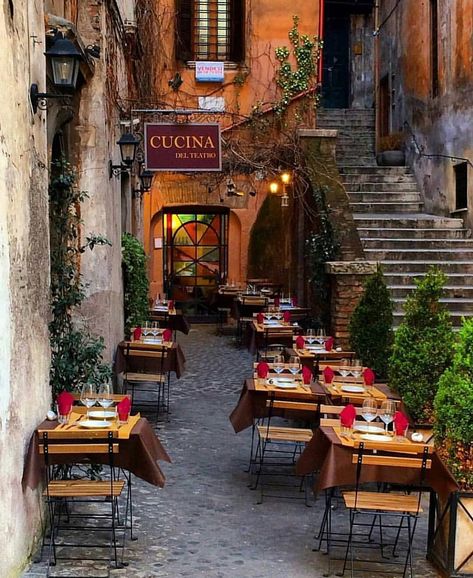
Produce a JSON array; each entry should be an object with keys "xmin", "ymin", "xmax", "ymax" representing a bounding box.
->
[
  {"xmin": 362, "ymin": 238, "xmax": 473, "ymax": 250},
  {"xmin": 339, "ymin": 166, "xmax": 411, "ymax": 175},
  {"xmin": 350, "ymin": 202, "xmax": 424, "ymax": 213},
  {"xmin": 393, "ymin": 297, "xmax": 473, "ymax": 313},
  {"xmin": 339, "ymin": 158, "xmax": 378, "ymax": 166},
  {"xmin": 393, "ymin": 310, "xmax": 469, "ymax": 326},
  {"xmin": 383, "ymin": 272, "xmax": 473, "ymax": 286},
  {"xmin": 380, "ymin": 260, "xmax": 473, "ymax": 274},
  {"xmin": 344, "ymin": 182, "xmax": 419, "ymax": 192},
  {"xmin": 349, "ymin": 192, "xmax": 421, "ymax": 203},
  {"xmin": 341, "ymin": 174, "xmax": 417, "ymax": 184},
  {"xmin": 358, "ymin": 227, "xmax": 470, "ymax": 239},
  {"xmin": 353, "ymin": 214, "xmax": 464, "ymax": 229},
  {"xmin": 366, "ymin": 248, "xmax": 473, "ymax": 261},
  {"xmin": 389, "ymin": 285, "xmax": 473, "ymax": 299}
]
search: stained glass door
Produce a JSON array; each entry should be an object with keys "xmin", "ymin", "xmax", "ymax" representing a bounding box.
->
[{"xmin": 163, "ymin": 209, "xmax": 228, "ymax": 306}]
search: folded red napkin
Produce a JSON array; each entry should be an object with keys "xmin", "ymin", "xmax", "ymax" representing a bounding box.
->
[
  {"xmin": 295, "ymin": 335, "xmax": 305, "ymax": 349},
  {"xmin": 394, "ymin": 411, "xmax": 409, "ymax": 436},
  {"xmin": 256, "ymin": 312, "xmax": 264, "ymax": 324},
  {"xmin": 340, "ymin": 404, "xmax": 356, "ymax": 428},
  {"xmin": 302, "ymin": 365, "xmax": 312, "ymax": 385},
  {"xmin": 291, "ymin": 296, "xmax": 297, "ymax": 307},
  {"xmin": 363, "ymin": 368, "xmax": 375, "ymax": 385},
  {"xmin": 323, "ymin": 366, "xmax": 335, "ymax": 384},
  {"xmin": 283, "ymin": 311, "xmax": 291, "ymax": 323},
  {"xmin": 117, "ymin": 397, "xmax": 131, "ymax": 422},
  {"xmin": 133, "ymin": 326, "xmax": 142, "ymax": 341},
  {"xmin": 325, "ymin": 336, "xmax": 334, "ymax": 351},
  {"xmin": 57, "ymin": 391, "xmax": 74, "ymax": 415},
  {"xmin": 163, "ymin": 328, "xmax": 172, "ymax": 342},
  {"xmin": 168, "ymin": 300, "xmax": 174, "ymax": 311},
  {"xmin": 274, "ymin": 296, "xmax": 280, "ymax": 307},
  {"xmin": 257, "ymin": 362, "xmax": 269, "ymax": 378}
]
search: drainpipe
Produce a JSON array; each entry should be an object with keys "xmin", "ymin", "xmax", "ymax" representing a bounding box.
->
[
  {"xmin": 374, "ymin": 0, "xmax": 380, "ymax": 153},
  {"xmin": 318, "ymin": 0, "xmax": 325, "ymax": 86}
]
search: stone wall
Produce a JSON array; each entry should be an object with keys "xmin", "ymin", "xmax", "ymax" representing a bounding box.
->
[{"xmin": 0, "ymin": 2, "xmax": 51, "ymax": 575}]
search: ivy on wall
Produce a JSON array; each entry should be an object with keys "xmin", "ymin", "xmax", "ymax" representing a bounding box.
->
[
  {"xmin": 49, "ymin": 160, "xmax": 111, "ymax": 398},
  {"xmin": 122, "ymin": 233, "xmax": 150, "ymax": 337}
]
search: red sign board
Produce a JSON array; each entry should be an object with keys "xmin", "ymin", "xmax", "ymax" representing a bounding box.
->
[{"xmin": 145, "ymin": 123, "xmax": 221, "ymax": 172}]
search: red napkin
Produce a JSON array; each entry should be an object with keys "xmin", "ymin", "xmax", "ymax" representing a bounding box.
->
[
  {"xmin": 291, "ymin": 296, "xmax": 297, "ymax": 307},
  {"xmin": 117, "ymin": 397, "xmax": 131, "ymax": 422},
  {"xmin": 323, "ymin": 366, "xmax": 335, "ymax": 384},
  {"xmin": 340, "ymin": 404, "xmax": 356, "ymax": 428},
  {"xmin": 295, "ymin": 335, "xmax": 305, "ymax": 349},
  {"xmin": 274, "ymin": 296, "xmax": 280, "ymax": 307},
  {"xmin": 394, "ymin": 411, "xmax": 409, "ymax": 436},
  {"xmin": 168, "ymin": 300, "xmax": 175, "ymax": 311},
  {"xmin": 256, "ymin": 312, "xmax": 264, "ymax": 324},
  {"xmin": 163, "ymin": 328, "xmax": 172, "ymax": 342},
  {"xmin": 302, "ymin": 366, "xmax": 312, "ymax": 385},
  {"xmin": 133, "ymin": 326, "xmax": 142, "ymax": 341},
  {"xmin": 57, "ymin": 391, "xmax": 74, "ymax": 415},
  {"xmin": 257, "ymin": 362, "xmax": 269, "ymax": 378},
  {"xmin": 363, "ymin": 368, "xmax": 375, "ymax": 385},
  {"xmin": 283, "ymin": 311, "xmax": 291, "ymax": 323},
  {"xmin": 325, "ymin": 336, "xmax": 334, "ymax": 351}
]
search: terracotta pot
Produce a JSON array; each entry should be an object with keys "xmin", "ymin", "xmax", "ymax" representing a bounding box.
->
[{"xmin": 376, "ymin": 150, "xmax": 406, "ymax": 166}]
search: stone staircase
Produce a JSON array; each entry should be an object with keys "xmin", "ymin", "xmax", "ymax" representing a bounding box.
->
[{"xmin": 317, "ymin": 108, "xmax": 473, "ymax": 327}]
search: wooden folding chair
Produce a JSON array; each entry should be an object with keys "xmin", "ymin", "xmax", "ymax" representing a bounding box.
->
[{"xmin": 38, "ymin": 429, "xmax": 127, "ymax": 577}]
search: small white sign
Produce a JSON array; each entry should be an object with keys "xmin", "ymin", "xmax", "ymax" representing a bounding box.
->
[
  {"xmin": 198, "ymin": 96, "xmax": 226, "ymax": 112},
  {"xmin": 154, "ymin": 237, "xmax": 163, "ymax": 249},
  {"xmin": 195, "ymin": 61, "xmax": 225, "ymax": 82}
]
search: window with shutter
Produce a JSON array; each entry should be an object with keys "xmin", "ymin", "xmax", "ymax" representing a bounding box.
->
[{"xmin": 176, "ymin": 0, "xmax": 245, "ymax": 63}]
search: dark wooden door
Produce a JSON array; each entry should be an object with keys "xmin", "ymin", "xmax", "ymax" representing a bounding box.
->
[{"xmin": 322, "ymin": 15, "xmax": 350, "ymax": 108}]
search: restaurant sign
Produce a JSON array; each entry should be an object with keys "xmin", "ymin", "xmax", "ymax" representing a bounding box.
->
[{"xmin": 145, "ymin": 123, "xmax": 222, "ymax": 172}]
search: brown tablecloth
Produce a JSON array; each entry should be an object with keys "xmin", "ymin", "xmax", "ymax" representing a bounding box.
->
[
  {"xmin": 22, "ymin": 417, "xmax": 171, "ymax": 491},
  {"xmin": 229, "ymin": 378, "xmax": 325, "ymax": 433},
  {"xmin": 149, "ymin": 310, "xmax": 191, "ymax": 335},
  {"xmin": 295, "ymin": 426, "xmax": 458, "ymax": 501},
  {"xmin": 115, "ymin": 341, "xmax": 186, "ymax": 378}
]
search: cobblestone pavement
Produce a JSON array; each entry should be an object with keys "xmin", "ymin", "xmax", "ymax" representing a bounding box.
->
[{"xmin": 24, "ymin": 326, "xmax": 440, "ymax": 578}]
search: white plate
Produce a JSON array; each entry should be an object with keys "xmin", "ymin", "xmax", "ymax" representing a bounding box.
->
[
  {"xmin": 143, "ymin": 337, "xmax": 163, "ymax": 344},
  {"xmin": 88, "ymin": 410, "xmax": 116, "ymax": 419},
  {"xmin": 341, "ymin": 385, "xmax": 366, "ymax": 393},
  {"xmin": 274, "ymin": 382, "xmax": 298, "ymax": 389},
  {"xmin": 360, "ymin": 433, "xmax": 393, "ymax": 443},
  {"xmin": 354, "ymin": 424, "xmax": 385, "ymax": 434},
  {"xmin": 78, "ymin": 420, "xmax": 111, "ymax": 429}
]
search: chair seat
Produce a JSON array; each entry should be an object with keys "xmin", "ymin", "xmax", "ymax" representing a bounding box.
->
[
  {"xmin": 342, "ymin": 491, "xmax": 422, "ymax": 513},
  {"xmin": 256, "ymin": 425, "xmax": 313, "ymax": 443},
  {"xmin": 124, "ymin": 372, "xmax": 166, "ymax": 382},
  {"xmin": 45, "ymin": 480, "xmax": 125, "ymax": 498}
]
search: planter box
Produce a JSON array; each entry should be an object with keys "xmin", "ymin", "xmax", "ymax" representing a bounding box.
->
[
  {"xmin": 376, "ymin": 150, "xmax": 406, "ymax": 166},
  {"xmin": 428, "ymin": 491, "xmax": 473, "ymax": 577}
]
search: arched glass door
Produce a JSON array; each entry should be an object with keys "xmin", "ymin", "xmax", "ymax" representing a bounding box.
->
[{"xmin": 163, "ymin": 208, "xmax": 228, "ymax": 307}]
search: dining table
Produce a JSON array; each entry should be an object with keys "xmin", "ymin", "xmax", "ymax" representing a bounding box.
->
[
  {"xmin": 149, "ymin": 307, "xmax": 191, "ymax": 335},
  {"xmin": 22, "ymin": 414, "xmax": 171, "ymax": 491},
  {"xmin": 287, "ymin": 345, "xmax": 356, "ymax": 370},
  {"xmin": 246, "ymin": 320, "xmax": 300, "ymax": 355},
  {"xmin": 115, "ymin": 339, "xmax": 186, "ymax": 378}
]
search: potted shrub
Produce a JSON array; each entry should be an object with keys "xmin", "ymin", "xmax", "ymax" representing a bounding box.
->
[
  {"xmin": 388, "ymin": 268, "xmax": 455, "ymax": 425},
  {"xmin": 376, "ymin": 132, "xmax": 406, "ymax": 166},
  {"xmin": 348, "ymin": 266, "xmax": 393, "ymax": 379},
  {"xmin": 428, "ymin": 318, "xmax": 473, "ymax": 577}
]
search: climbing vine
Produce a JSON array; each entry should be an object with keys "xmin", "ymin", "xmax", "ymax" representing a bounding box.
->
[
  {"xmin": 49, "ymin": 159, "xmax": 112, "ymax": 398},
  {"xmin": 122, "ymin": 232, "xmax": 150, "ymax": 337},
  {"xmin": 274, "ymin": 15, "xmax": 323, "ymax": 116}
]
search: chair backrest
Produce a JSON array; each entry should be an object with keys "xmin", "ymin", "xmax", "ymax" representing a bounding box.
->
[
  {"xmin": 124, "ymin": 345, "xmax": 168, "ymax": 374},
  {"xmin": 319, "ymin": 404, "xmax": 365, "ymax": 417}
]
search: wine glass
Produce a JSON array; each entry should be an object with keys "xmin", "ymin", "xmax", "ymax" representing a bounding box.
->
[
  {"xmin": 288, "ymin": 355, "xmax": 301, "ymax": 376},
  {"xmin": 151, "ymin": 321, "xmax": 159, "ymax": 339},
  {"xmin": 361, "ymin": 399, "xmax": 378, "ymax": 433},
  {"xmin": 142, "ymin": 321, "xmax": 151, "ymax": 338},
  {"xmin": 306, "ymin": 329, "xmax": 315, "ymax": 345},
  {"xmin": 98, "ymin": 382, "xmax": 114, "ymax": 410},
  {"xmin": 379, "ymin": 400, "xmax": 396, "ymax": 434},
  {"xmin": 351, "ymin": 359, "xmax": 362, "ymax": 379},
  {"xmin": 273, "ymin": 354, "xmax": 285, "ymax": 375},
  {"xmin": 316, "ymin": 328, "xmax": 325, "ymax": 344},
  {"xmin": 339, "ymin": 359, "xmax": 350, "ymax": 378},
  {"xmin": 80, "ymin": 383, "xmax": 97, "ymax": 419}
]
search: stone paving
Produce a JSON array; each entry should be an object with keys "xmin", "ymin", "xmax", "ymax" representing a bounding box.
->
[{"xmin": 24, "ymin": 325, "xmax": 440, "ymax": 578}]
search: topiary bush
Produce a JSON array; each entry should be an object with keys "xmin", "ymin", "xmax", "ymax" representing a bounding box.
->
[
  {"xmin": 349, "ymin": 266, "xmax": 393, "ymax": 378},
  {"xmin": 122, "ymin": 233, "xmax": 149, "ymax": 337},
  {"xmin": 434, "ymin": 318, "xmax": 473, "ymax": 490},
  {"xmin": 388, "ymin": 268, "xmax": 455, "ymax": 424}
]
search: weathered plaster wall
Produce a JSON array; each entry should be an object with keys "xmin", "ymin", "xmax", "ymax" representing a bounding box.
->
[
  {"xmin": 0, "ymin": 2, "xmax": 51, "ymax": 575},
  {"xmin": 350, "ymin": 12, "xmax": 375, "ymax": 108},
  {"xmin": 378, "ymin": 0, "xmax": 473, "ymax": 225}
]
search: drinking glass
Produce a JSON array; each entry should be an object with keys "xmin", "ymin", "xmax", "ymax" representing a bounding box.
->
[
  {"xmin": 80, "ymin": 383, "xmax": 97, "ymax": 419},
  {"xmin": 339, "ymin": 359, "xmax": 350, "ymax": 378},
  {"xmin": 142, "ymin": 321, "xmax": 151, "ymax": 338},
  {"xmin": 379, "ymin": 400, "xmax": 396, "ymax": 434},
  {"xmin": 151, "ymin": 321, "xmax": 159, "ymax": 339},
  {"xmin": 306, "ymin": 329, "xmax": 315, "ymax": 345},
  {"xmin": 361, "ymin": 399, "xmax": 378, "ymax": 432},
  {"xmin": 98, "ymin": 382, "xmax": 114, "ymax": 410},
  {"xmin": 351, "ymin": 358, "xmax": 362, "ymax": 379},
  {"xmin": 273, "ymin": 354, "xmax": 285, "ymax": 375},
  {"xmin": 288, "ymin": 355, "xmax": 301, "ymax": 376},
  {"xmin": 316, "ymin": 328, "xmax": 325, "ymax": 344}
]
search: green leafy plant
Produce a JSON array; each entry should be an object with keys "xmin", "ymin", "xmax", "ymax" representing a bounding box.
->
[
  {"xmin": 274, "ymin": 15, "xmax": 323, "ymax": 116},
  {"xmin": 49, "ymin": 160, "xmax": 112, "ymax": 397},
  {"xmin": 388, "ymin": 268, "xmax": 454, "ymax": 424},
  {"xmin": 434, "ymin": 318, "xmax": 473, "ymax": 489},
  {"xmin": 122, "ymin": 233, "xmax": 149, "ymax": 337},
  {"xmin": 349, "ymin": 267, "xmax": 393, "ymax": 378}
]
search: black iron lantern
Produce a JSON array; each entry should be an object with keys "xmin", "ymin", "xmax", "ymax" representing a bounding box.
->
[
  {"xmin": 45, "ymin": 33, "xmax": 82, "ymax": 90},
  {"xmin": 118, "ymin": 132, "xmax": 140, "ymax": 166},
  {"xmin": 139, "ymin": 169, "xmax": 153, "ymax": 192}
]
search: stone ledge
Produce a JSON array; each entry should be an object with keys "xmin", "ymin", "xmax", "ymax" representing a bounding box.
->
[
  {"xmin": 325, "ymin": 261, "xmax": 378, "ymax": 275},
  {"xmin": 297, "ymin": 129, "xmax": 338, "ymax": 139}
]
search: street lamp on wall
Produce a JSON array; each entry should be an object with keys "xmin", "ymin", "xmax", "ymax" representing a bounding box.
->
[
  {"xmin": 109, "ymin": 131, "xmax": 140, "ymax": 178},
  {"xmin": 139, "ymin": 169, "xmax": 153, "ymax": 192}
]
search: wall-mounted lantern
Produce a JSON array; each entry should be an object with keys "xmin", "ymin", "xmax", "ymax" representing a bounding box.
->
[{"xmin": 109, "ymin": 131, "xmax": 140, "ymax": 178}]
